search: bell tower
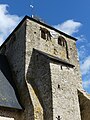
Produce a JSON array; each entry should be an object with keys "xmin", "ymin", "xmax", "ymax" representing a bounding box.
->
[{"xmin": 0, "ymin": 16, "xmax": 89, "ymax": 120}]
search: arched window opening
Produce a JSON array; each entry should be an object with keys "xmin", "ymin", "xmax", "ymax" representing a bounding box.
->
[
  {"xmin": 58, "ymin": 37, "xmax": 62, "ymax": 46},
  {"xmin": 58, "ymin": 36, "xmax": 66, "ymax": 47},
  {"xmin": 58, "ymin": 36, "xmax": 69, "ymax": 59},
  {"xmin": 41, "ymin": 29, "xmax": 46, "ymax": 39},
  {"xmin": 40, "ymin": 27, "xmax": 51, "ymax": 40}
]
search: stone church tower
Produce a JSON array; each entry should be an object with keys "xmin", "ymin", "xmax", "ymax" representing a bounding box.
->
[{"xmin": 0, "ymin": 16, "xmax": 90, "ymax": 120}]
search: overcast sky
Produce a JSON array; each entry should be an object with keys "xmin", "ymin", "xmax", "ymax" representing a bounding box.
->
[{"xmin": 0, "ymin": 0, "xmax": 90, "ymax": 93}]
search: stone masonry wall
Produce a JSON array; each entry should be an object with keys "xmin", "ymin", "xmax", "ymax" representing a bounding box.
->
[
  {"xmin": 0, "ymin": 108, "xmax": 22, "ymax": 120},
  {"xmin": 78, "ymin": 90, "xmax": 90, "ymax": 120},
  {"xmin": 25, "ymin": 18, "xmax": 83, "ymax": 120},
  {"xmin": 0, "ymin": 20, "xmax": 34, "ymax": 120},
  {"xmin": 50, "ymin": 62, "xmax": 81, "ymax": 120},
  {"xmin": 26, "ymin": 18, "xmax": 82, "ymax": 90},
  {"xmin": 26, "ymin": 50, "xmax": 53, "ymax": 120},
  {"xmin": 66, "ymin": 37, "xmax": 83, "ymax": 90},
  {"xmin": 25, "ymin": 19, "xmax": 67, "ymax": 74}
]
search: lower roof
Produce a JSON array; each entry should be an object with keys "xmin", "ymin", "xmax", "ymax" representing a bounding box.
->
[{"xmin": 0, "ymin": 55, "xmax": 22, "ymax": 110}]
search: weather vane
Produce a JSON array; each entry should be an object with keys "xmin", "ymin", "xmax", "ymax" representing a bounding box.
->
[{"xmin": 30, "ymin": 0, "xmax": 34, "ymax": 18}]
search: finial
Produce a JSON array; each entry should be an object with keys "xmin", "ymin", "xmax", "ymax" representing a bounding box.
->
[{"xmin": 30, "ymin": 4, "xmax": 34, "ymax": 18}]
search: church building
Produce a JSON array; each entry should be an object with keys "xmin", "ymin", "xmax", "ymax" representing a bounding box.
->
[{"xmin": 0, "ymin": 16, "xmax": 90, "ymax": 120}]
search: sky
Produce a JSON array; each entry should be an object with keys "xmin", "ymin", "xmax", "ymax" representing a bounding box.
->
[{"xmin": 0, "ymin": 0, "xmax": 90, "ymax": 93}]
